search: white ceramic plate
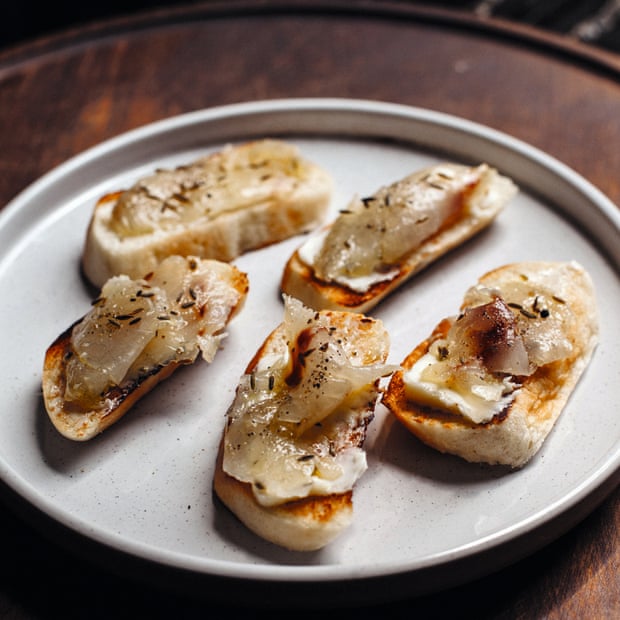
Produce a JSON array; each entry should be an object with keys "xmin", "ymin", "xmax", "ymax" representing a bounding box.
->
[{"xmin": 0, "ymin": 99, "xmax": 618, "ymax": 605}]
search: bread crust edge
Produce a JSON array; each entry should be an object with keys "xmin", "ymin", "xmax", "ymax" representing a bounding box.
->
[
  {"xmin": 212, "ymin": 304, "xmax": 389, "ymax": 550},
  {"xmin": 383, "ymin": 261, "xmax": 599, "ymax": 468},
  {"xmin": 213, "ymin": 440, "xmax": 354, "ymax": 552},
  {"xmin": 42, "ymin": 264, "xmax": 249, "ymax": 441},
  {"xmin": 280, "ymin": 209, "xmax": 499, "ymax": 314}
]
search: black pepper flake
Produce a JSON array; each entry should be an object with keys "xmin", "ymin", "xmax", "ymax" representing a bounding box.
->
[
  {"xmin": 540, "ymin": 309, "xmax": 550, "ymax": 318},
  {"xmin": 297, "ymin": 454, "xmax": 314, "ymax": 462},
  {"xmin": 428, "ymin": 181, "xmax": 444, "ymax": 190},
  {"xmin": 299, "ymin": 348, "xmax": 316, "ymax": 364},
  {"xmin": 181, "ymin": 301, "xmax": 196, "ymax": 309},
  {"xmin": 519, "ymin": 308, "xmax": 537, "ymax": 319},
  {"xmin": 173, "ymin": 192, "xmax": 190, "ymax": 203}
]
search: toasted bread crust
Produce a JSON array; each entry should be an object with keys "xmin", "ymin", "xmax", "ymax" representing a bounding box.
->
[
  {"xmin": 42, "ymin": 262, "xmax": 248, "ymax": 441},
  {"xmin": 383, "ymin": 261, "xmax": 598, "ymax": 468},
  {"xmin": 213, "ymin": 301, "xmax": 390, "ymax": 550},
  {"xmin": 280, "ymin": 248, "xmax": 396, "ymax": 313},
  {"xmin": 281, "ymin": 188, "xmax": 507, "ymax": 313},
  {"xmin": 43, "ymin": 326, "xmax": 181, "ymax": 440},
  {"xmin": 213, "ymin": 442, "xmax": 354, "ymax": 552},
  {"xmin": 82, "ymin": 140, "xmax": 332, "ymax": 287}
]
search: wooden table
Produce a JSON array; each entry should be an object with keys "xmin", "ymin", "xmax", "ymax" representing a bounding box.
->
[{"xmin": 0, "ymin": 2, "xmax": 618, "ymax": 616}]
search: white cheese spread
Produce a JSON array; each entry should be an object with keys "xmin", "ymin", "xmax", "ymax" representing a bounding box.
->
[
  {"xmin": 403, "ymin": 352, "xmax": 517, "ymax": 424},
  {"xmin": 297, "ymin": 228, "xmax": 399, "ymax": 292}
]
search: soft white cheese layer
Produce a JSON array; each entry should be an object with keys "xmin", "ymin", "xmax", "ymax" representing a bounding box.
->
[
  {"xmin": 403, "ymin": 353, "xmax": 516, "ymax": 425},
  {"xmin": 297, "ymin": 229, "xmax": 399, "ymax": 293}
]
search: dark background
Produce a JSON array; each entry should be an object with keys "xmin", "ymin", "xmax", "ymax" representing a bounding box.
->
[{"xmin": 2, "ymin": 0, "xmax": 620, "ymax": 54}]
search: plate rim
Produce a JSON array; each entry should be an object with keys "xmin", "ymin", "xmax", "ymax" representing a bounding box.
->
[{"xmin": 1, "ymin": 97, "xmax": 618, "ymax": 595}]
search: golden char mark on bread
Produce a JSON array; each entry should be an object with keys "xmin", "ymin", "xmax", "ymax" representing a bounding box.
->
[
  {"xmin": 281, "ymin": 162, "xmax": 517, "ymax": 313},
  {"xmin": 383, "ymin": 261, "xmax": 598, "ymax": 468},
  {"xmin": 43, "ymin": 255, "xmax": 248, "ymax": 441},
  {"xmin": 82, "ymin": 139, "xmax": 332, "ymax": 287},
  {"xmin": 213, "ymin": 296, "xmax": 396, "ymax": 551}
]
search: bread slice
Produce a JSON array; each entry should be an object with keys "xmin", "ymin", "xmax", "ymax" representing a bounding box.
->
[
  {"xmin": 281, "ymin": 162, "xmax": 516, "ymax": 313},
  {"xmin": 383, "ymin": 261, "xmax": 598, "ymax": 468},
  {"xmin": 82, "ymin": 139, "xmax": 332, "ymax": 287},
  {"xmin": 43, "ymin": 255, "xmax": 248, "ymax": 440},
  {"xmin": 213, "ymin": 296, "xmax": 395, "ymax": 550}
]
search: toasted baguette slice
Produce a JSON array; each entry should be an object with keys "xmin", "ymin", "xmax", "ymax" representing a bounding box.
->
[
  {"xmin": 281, "ymin": 162, "xmax": 516, "ymax": 313},
  {"xmin": 43, "ymin": 256, "xmax": 248, "ymax": 440},
  {"xmin": 213, "ymin": 296, "xmax": 395, "ymax": 550},
  {"xmin": 82, "ymin": 139, "xmax": 332, "ymax": 287},
  {"xmin": 383, "ymin": 261, "xmax": 598, "ymax": 468}
]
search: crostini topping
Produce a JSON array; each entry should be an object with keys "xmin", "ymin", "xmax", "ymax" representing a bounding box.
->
[
  {"xmin": 109, "ymin": 140, "xmax": 312, "ymax": 237},
  {"xmin": 462, "ymin": 271, "xmax": 574, "ymax": 369},
  {"xmin": 403, "ymin": 267, "xmax": 577, "ymax": 424},
  {"xmin": 64, "ymin": 256, "xmax": 246, "ymax": 409},
  {"xmin": 298, "ymin": 163, "xmax": 516, "ymax": 292},
  {"xmin": 222, "ymin": 296, "xmax": 395, "ymax": 507}
]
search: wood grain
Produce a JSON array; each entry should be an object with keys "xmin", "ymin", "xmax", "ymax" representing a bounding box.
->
[{"xmin": 0, "ymin": 2, "xmax": 618, "ymax": 617}]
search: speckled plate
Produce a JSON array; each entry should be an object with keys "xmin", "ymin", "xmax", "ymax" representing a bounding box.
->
[{"xmin": 0, "ymin": 99, "xmax": 618, "ymax": 606}]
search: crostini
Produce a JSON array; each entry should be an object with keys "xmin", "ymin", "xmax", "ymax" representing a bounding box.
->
[
  {"xmin": 82, "ymin": 139, "xmax": 332, "ymax": 287},
  {"xmin": 281, "ymin": 162, "xmax": 517, "ymax": 313},
  {"xmin": 213, "ymin": 296, "xmax": 396, "ymax": 551},
  {"xmin": 43, "ymin": 255, "xmax": 248, "ymax": 441},
  {"xmin": 383, "ymin": 261, "xmax": 598, "ymax": 468}
]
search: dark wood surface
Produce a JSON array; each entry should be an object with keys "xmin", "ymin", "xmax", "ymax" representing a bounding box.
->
[{"xmin": 0, "ymin": 2, "xmax": 618, "ymax": 617}]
